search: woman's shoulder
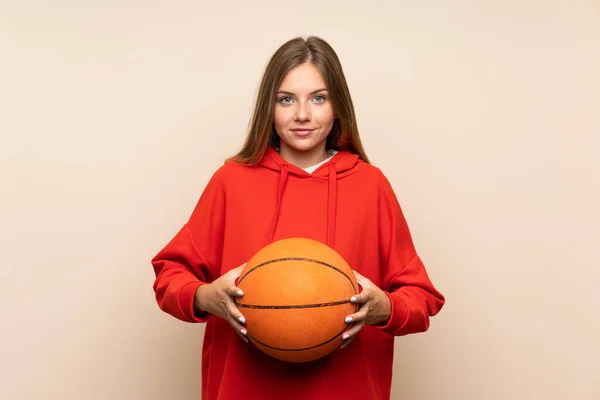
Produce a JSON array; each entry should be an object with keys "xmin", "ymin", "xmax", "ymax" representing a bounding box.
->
[
  {"xmin": 350, "ymin": 161, "xmax": 400, "ymax": 201},
  {"xmin": 216, "ymin": 159, "xmax": 251, "ymax": 174},
  {"xmin": 353, "ymin": 160, "xmax": 390, "ymax": 184},
  {"xmin": 205, "ymin": 159, "xmax": 258, "ymax": 187}
]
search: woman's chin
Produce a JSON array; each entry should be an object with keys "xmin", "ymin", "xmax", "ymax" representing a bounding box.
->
[{"xmin": 282, "ymin": 138, "xmax": 325, "ymax": 154}]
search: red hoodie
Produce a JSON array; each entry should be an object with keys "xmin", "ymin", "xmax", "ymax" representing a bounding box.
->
[{"xmin": 151, "ymin": 147, "xmax": 445, "ymax": 400}]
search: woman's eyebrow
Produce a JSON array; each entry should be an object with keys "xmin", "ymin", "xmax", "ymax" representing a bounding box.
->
[{"xmin": 277, "ymin": 88, "xmax": 328, "ymax": 96}]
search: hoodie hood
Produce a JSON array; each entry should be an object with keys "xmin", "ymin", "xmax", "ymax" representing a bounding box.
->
[
  {"xmin": 258, "ymin": 146, "xmax": 364, "ymax": 248},
  {"xmin": 258, "ymin": 146, "xmax": 362, "ymax": 178}
]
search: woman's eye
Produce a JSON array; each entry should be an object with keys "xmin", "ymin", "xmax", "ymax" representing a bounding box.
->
[
  {"xmin": 279, "ymin": 96, "xmax": 293, "ymax": 104},
  {"xmin": 314, "ymin": 95, "xmax": 326, "ymax": 103}
]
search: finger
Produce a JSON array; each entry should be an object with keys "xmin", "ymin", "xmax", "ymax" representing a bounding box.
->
[
  {"xmin": 231, "ymin": 311, "xmax": 249, "ymax": 344},
  {"xmin": 236, "ymin": 262, "xmax": 247, "ymax": 271},
  {"xmin": 352, "ymin": 270, "xmax": 373, "ymax": 290},
  {"xmin": 352, "ymin": 270, "xmax": 369, "ymax": 286},
  {"xmin": 350, "ymin": 289, "xmax": 372, "ymax": 304},
  {"xmin": 226, "ymin": 285, "xmax": 245, "ymax": 298},
  {"xmin": 236, "ymin": 331, "xmax": 249, "ymax": 343},
  {"xmin": 233, "ymin": 263, "xmax": 247, "ymax": 274},
  {"xmin": 344, "ymin": 305, "xmax": 369, "ymax": 324},
  {"xmin": 340, "ymin": 335, "xmax": 356, "ymax": 349},
  {"xmin": 227, "ymin": 315, "xmax": 248, "ymax": 338},
  {"xmin": 228, "ymin": 263, "xmax": 247, "ymax": 282},
  {"xmin": 230, "ymin": 263, "xmax": 247, "ymax": 277},
  {"xmin": 341, "ymin": 321, "xmax": 365, "ymax": 344},
  {"xmin": 352, "ymin": 270, "xmax": 366, "ymax": 281},
  {"xmin": 228, "ymin": 302, "xmax": 246, "ymax": 325}
]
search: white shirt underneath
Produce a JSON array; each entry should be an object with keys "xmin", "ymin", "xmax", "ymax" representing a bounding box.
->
[{"xmin": 302, "ymin": 150, "xmax": 338, "ymax": 174}]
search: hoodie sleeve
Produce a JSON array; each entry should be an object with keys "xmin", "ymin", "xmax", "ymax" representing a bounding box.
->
[
  {"xmin": 150, "ymin": 167, "xmax": 227, "ymax": 323},
  {"xmin": 373, "ymin": 171, "xmax": 445, "ymax": 336}
]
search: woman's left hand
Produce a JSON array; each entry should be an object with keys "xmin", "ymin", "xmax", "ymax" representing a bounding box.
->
[{"xmin": 341, "ymin": 270, "xmax": 392, "ymax": 349}]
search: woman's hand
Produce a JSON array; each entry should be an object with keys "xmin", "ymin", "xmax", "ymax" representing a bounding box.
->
[
  {"xmin": 194, "ymin": 264, "xmax": 249, "ymax": 343},
  {"xmin": 341, "ymin": 270, "xmax": 392, "ymax": 349}
]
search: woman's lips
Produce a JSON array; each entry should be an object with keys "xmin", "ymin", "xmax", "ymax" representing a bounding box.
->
[{"xmin": 291, "ymin": 128, "xmax": 315, "ymax": 137}]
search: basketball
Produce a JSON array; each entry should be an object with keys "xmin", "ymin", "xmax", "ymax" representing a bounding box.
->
[{"xmin": 235, "ymin": 237, "xmax": 359, "ymax": 363}]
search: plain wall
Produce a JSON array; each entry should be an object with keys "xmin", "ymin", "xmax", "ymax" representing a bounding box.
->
[{"xmin": 1, "ymin": 1, "xmax": 599, "ymax": 399}]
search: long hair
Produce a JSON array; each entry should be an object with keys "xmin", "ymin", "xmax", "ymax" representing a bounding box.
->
[{"xmin": 229, "ymin": 36, "xmax": 370, "ymax": 165}]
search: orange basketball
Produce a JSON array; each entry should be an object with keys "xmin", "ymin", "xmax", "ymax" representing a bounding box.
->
[{"xmin": 235, "ymin": 237, "xmax": 359, "ymax": 363}]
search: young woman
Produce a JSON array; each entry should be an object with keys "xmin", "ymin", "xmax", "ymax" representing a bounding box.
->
[{"xmin": 151, "ymin": 36, "xmax": 445, "ymax": 400}]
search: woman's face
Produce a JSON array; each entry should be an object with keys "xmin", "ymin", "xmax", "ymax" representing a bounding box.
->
[{"xmin": 273, "ymin": 62, "xmax": 335, "ymax": 167}]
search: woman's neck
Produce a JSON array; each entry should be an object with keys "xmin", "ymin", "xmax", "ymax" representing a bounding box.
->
[{"xmin": 278, "ymin": 143, "xmax": 329, "ymax": 169}]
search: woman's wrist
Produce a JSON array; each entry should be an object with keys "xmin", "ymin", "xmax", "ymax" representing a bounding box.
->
[{"xmin": 194, "ymin": 284, "xmax": 211, "ymax": 313}]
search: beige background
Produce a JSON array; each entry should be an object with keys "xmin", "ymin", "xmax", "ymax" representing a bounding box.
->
[{"xmin": 1, "ymin": 1, "xmax": 599, "ymax": 399}]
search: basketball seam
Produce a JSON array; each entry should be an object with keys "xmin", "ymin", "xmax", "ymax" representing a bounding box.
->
[
  {"xmin": 236, "ymin": 256, "xmax": 359, "ymax": 356},
  {"xmin": 245, "ymin": 303, "xmax": 360, "ymax": 352},
  {"xmin": 237, "ymin": 300, "xmax": 351, "ymax": 309},
  {"xmin": 247, "ymin": 323, "xmax": 350, "ymax": 352},
  {"xmin": 236, "ymin": 257, "xmax": 358, "ymax": 293}
]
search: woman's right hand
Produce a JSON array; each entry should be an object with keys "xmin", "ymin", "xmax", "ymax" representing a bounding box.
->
[{"xmin": 194, "ymin": 264, "xmax": 248, "ymax": 342}]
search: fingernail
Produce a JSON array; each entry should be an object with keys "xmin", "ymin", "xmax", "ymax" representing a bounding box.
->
[
  {"xmin": 345, "ymin": 317, "xmax": 353, "ymax": 323},
  {"xmin": 350, "ymin": 296, "xmax": 357, "ymax": 303},
  {"xmin": 236, "ymin": 290, "xmax": 243, "ymax": 296},
  {"xmin": 343, "ymin": 333, "xmax": 350, "ymax": 340},
  {"xmin": 238, "ymin": 316, "xmax": 246, "ymax": 324},
  {"xmin": 240, "ymin": 328, "xmax": 247, "ymax": 335}
]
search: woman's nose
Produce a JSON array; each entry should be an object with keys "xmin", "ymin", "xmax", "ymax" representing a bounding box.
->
[{"xmin": 294, "ymin": 102, "xmax": 311, "ymax": 121}]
